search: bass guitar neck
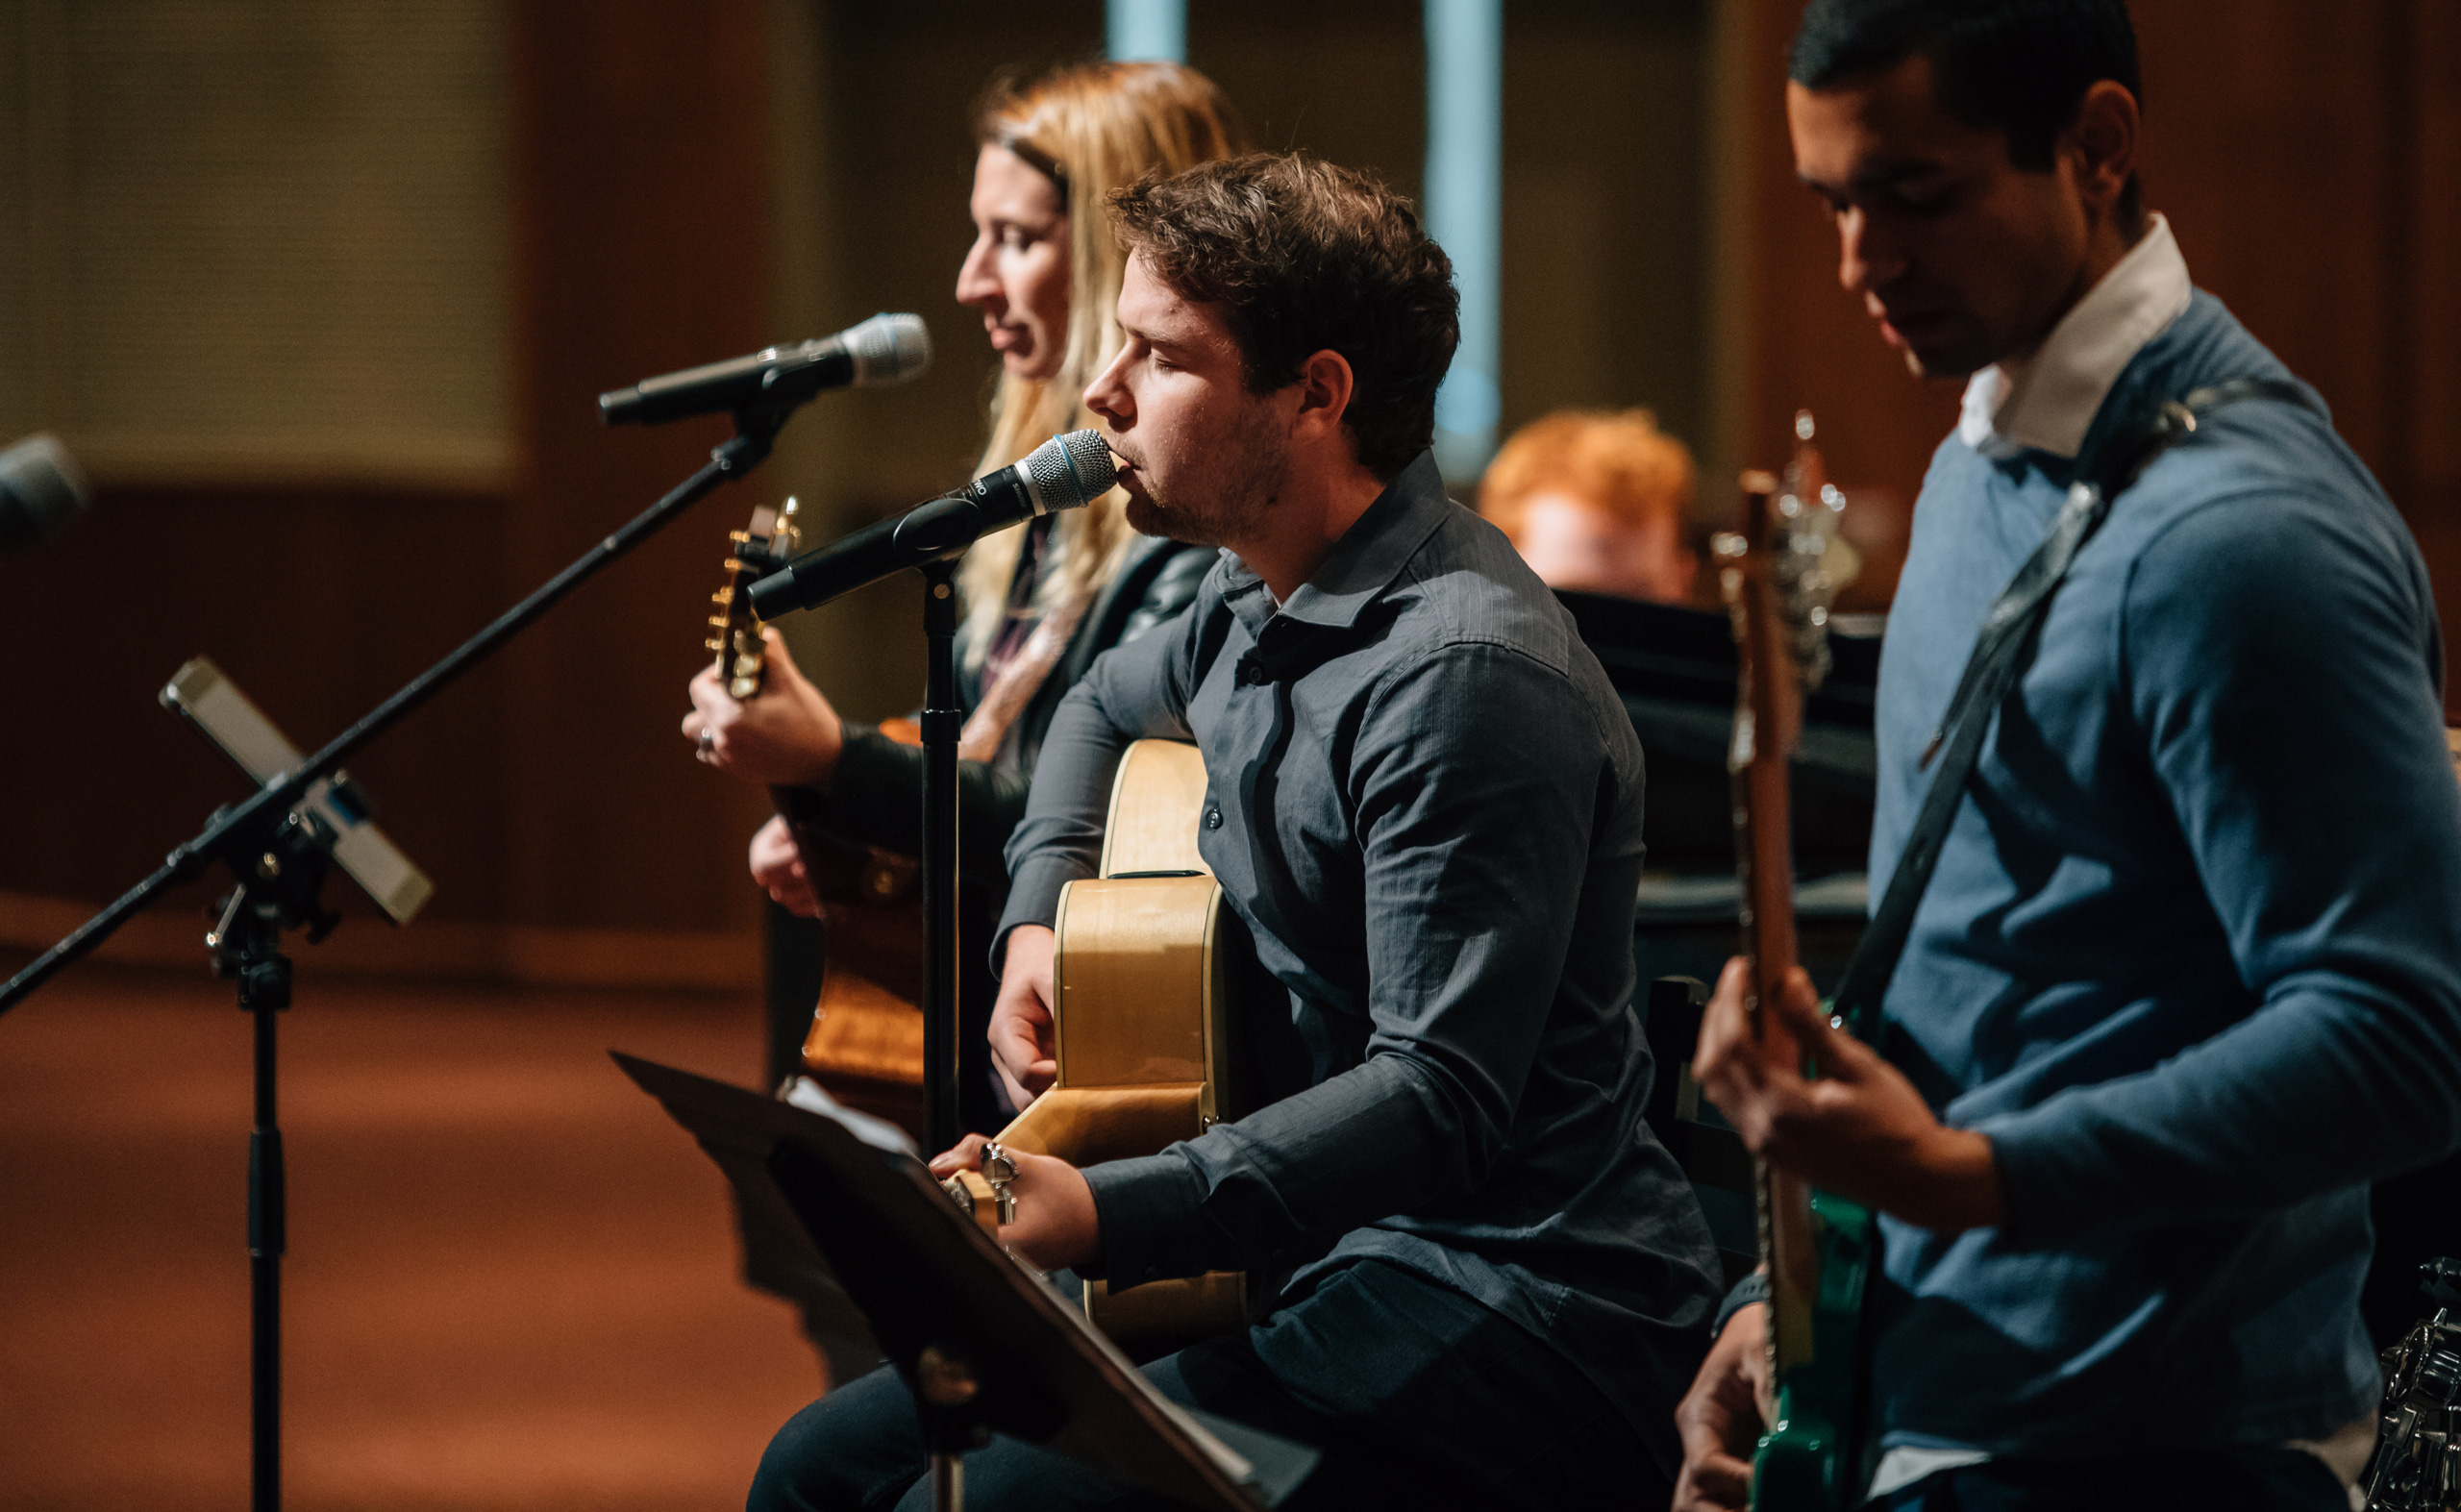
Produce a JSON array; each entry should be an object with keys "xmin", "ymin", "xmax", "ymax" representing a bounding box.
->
[{"xmin": 1717, "ymin": 418, "xmax": 1876, "ymax": 1512}]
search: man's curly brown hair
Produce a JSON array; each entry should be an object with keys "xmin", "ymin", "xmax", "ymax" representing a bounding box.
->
[{"xmin": 1108, "ymin": 152, "xmax": 1459, "ymax": 479}]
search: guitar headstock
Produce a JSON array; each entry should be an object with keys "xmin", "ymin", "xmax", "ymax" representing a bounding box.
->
[
  {"xmin": 1717, "ymin": 411, "xmax": 1845, "ymax": 722},
  {"xmin": 708, "ymin": 496, "xmax": 803, "ymax": 701},
  {"xmin": 1714, "ymin": 410, "xmax": 1848, "ymax": 1020}
]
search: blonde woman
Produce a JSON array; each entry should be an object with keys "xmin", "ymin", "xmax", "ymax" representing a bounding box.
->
[{"xmin": 683, "ymin": 62, "xmax": 1244, "ymax": 1132}]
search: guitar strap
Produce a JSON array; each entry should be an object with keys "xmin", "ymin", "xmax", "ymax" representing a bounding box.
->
[{"xmin": 1825, "ymin": 376, "xmax": 2318, "ymax": 1041}]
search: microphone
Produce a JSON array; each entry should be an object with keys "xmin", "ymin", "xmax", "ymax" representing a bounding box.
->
[
  {"xmin": 598, "ymin": 312, "xmax": 932, "ymax": 425},
  {"xmin": 0, "ymin": 434, "xmax": 92, "ymax": 552},
  {"xmin": 750, "ymin": 430, "xmax": 1118, "ymax": 618}
]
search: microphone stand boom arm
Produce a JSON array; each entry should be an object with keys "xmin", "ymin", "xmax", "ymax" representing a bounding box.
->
[{"xmin": 0, "ymin": 409, "xmax": 788, "ymax": 1016}]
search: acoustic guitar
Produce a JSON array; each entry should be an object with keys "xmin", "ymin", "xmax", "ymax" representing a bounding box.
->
[
  {"xmin": 949, "ymin": 738, "xmax": 1261, "ymax": 1349},
  {"xmin": 700, "ymin": 498, "xmax": 938, "ymax": 1130},
  {"xmin": 1715, "ymin": 416, "xmax": 1877, "ymax": 1512}
]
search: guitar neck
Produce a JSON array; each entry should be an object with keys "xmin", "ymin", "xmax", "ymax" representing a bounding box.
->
[
  {"xmin": 1737, "ymin": 728, "xmax": 1800, "ymax": 1024},
  {"xmin": 1722, "ymin": 465, "xmax": 1822, "ymax": 1398},
  {"xmin": 1728, "ymin": 470, "xmax": 1806, "ymax": 1040}
]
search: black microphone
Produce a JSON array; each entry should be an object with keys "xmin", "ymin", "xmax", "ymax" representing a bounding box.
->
[
  {"xmin": 597, "ymin": 312, "xmax": 932, "ymax": 425},
  {"xmin": 0, "ymin": 434, "xmax": 92, "ymax": 552},
  {"xmin": 749, "ymin": 430, "xmax": 1118, "ymax": 618}
]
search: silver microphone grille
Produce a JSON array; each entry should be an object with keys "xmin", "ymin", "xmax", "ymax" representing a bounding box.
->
[
  {"xmin": 1022, "ymin": 429, "xmax": 1119, "ymax": 514},
  {"xmin": 0, "ymin": 434, "xmax": 91, "ymax": 551},
  {"xmin": 843, "ymin": 312, "xmax": 932, "ymax": 387}
]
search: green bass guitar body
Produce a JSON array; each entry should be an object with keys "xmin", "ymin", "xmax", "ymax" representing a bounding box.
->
[{"xmin": 1751, "ymin": 1184, "xmax": 1877, "ymax": 1510}]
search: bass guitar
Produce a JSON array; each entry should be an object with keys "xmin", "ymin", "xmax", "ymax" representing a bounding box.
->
[
  {"xmin": 1714, "ymin": 416, "xmax": 1877, "ymax": 1512},
  {"xmin": 948, "ymin": 737, "xmax": 1263, "ymax": 1349}
]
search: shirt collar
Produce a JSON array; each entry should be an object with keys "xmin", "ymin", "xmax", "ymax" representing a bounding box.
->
[
  {"xmin": 1957, "ymin": 213, "xmax": 2193, "ymax": 461},
  {"xmin": 1216, "ymin": 451, "xmax": 1452, "ymax": 632}
]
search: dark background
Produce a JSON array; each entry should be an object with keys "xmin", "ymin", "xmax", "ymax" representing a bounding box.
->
[{"xmin": 0, "ymin": 0, "xmax": 2452, "ymax": 982}]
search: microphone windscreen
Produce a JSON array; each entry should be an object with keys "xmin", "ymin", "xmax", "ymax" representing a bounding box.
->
[
  {"xmin": 844, "ymin": 312, "xmax": 932, "ymax": 387},
  {"xmin": 1023, "ymin": 429, "xmax": 1120, "ymax": 513},
  {"xmin": 0, "ymin": 434, "xmax": 92, "ymax": 552}
]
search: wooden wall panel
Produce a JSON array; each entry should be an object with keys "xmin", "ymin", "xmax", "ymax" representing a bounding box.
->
[
  {"xmin": 2414, "ymin": 0, "xmax": 2461, "ymax": 513},
  {"xmin": 2133, "ymin": 2, "xmax": 2401, "ymax": 478},
  {"xmin": 2, "ymin": 6, "xmax": 782, "ymax": 986},
  {"xmin": 0, "ymin": 485, "xmax": 510, "ymax": 924},
  {"xmin": 1500, "ymin": 0, "xmax": 1713, "ymax": 463},
  {"xmin": 502, "ymin": 0, "xmax": 777, "ymax": 935},
  {"xmin": 2399, "ymin": 0, "xmax": 2461, "ymax": 676}
]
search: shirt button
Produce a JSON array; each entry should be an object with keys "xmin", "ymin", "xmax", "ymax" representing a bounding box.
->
[
  {"xmin": 1237, "ymin": 657, "xmax": 1265, "ymax": 685},
  {"xmin": 1206, "ymin": 806, "xmax": 1223, "ymax": 830}
]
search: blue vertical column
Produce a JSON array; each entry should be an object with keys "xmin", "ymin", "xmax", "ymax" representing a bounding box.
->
[
  {"xmin": 1426, "ymin": 0, "xmax": 1503, "ymax": 481},
  {"xmin": 1107, "ymin": 0, "xmax": 1187, "ymax": 62}
]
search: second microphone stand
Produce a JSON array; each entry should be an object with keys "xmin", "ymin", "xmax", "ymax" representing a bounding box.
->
[{"xmin": 916, "ymin": 559, "xmax": 963, "ymax": 1157}]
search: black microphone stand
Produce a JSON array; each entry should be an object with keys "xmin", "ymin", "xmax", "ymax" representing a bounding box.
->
[
  {"xmin": 917, "ymin": 560, "xmax": 963, "ymax": 1157},
  {"xmin": 0, "ymin": 406, "xmax": 789, "ymax": 1512}
]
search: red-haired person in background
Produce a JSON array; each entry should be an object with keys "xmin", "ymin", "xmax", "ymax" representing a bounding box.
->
[{"xmin": 1478, "ymin": 408, "xmax": 1699, "ymax": 604}]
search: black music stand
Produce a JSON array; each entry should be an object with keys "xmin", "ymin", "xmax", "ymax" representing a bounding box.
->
[{"xmin": 613, "ymin": 1053, "xmax": 1315, "ymax": 1512}]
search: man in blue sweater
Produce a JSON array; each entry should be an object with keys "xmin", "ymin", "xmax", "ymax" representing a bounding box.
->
[{"xmin": 1675, "ymin": 3, "xmax": 2461, "ymax": 1509}]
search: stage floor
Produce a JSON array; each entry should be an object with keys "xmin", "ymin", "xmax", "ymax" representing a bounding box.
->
[{"xmin": 0, "ymin": 957, "xmax": 819, "ymax": 1510}]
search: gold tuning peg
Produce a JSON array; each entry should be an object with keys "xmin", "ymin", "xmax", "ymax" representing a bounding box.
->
[
  {"xmin": 711, "ymin": 586, "xmax": 734, "ymax": 604},
  {"xmin": 708, "ymin": 613, "xmax": 731, "ymax": 629},
  {"xmin": 705, "ymin": 636, "xmax": 725, "ymax": 652},
  {"xmin": 779, "ymin": 495, "xmax": 800, "ymax": 518},
  {"xmin": 723, "ymin": 557, "xmax": 744, "ymax": 573},
  {"xmin": 728, "ymin": 529, "xmax": 753, "ymax": 544},
  {"xmin": 729, "ymin": 675, "xmax": 761, "ymax": 700}
]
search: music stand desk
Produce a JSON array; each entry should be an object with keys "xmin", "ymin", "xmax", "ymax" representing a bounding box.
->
[{"xmin": 614, "ymin": 1053, "xmax": 1313, "ymax": 1511}]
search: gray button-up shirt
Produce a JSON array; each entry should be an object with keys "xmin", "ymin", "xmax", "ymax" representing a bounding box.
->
[{"xmin": 999, "ymin": 453, "xmax": 1719, "ymax": 1451}]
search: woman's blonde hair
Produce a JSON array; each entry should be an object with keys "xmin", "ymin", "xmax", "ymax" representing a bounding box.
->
[{"xmin": 958, "ymin": 61, "xmax": 1244, "ymax": 662}]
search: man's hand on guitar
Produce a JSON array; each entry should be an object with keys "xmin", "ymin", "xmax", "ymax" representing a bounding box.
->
[
  {"xmin": 928, "ymin": 1134, "xmax": 1100, "ymax": 1272},
  {"xmin": 988, "ymin": 925, "xmax": 1059, "ymax": 1107},
  {"xmin": 1673, "ymin": 1300, "xmax": 1772, "ymax": 1512},
  {"xmin": 748, "ymin": 816, "xmax": 819, "ymax": 918},
  {"xmin": 1695, "ymin": 956, "xmax": 2006, "ymax": 1233},
  {"xmin": 682, "ymin": 627, "xmax": 844, "ymax": 789}
]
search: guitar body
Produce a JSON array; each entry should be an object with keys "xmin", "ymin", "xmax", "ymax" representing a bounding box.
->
[
  {"xmin": 956, "ymin": 739, "xmax": 1258, "ymax": 1348},
  {"xmin": 1755, "ymin": 1188, "xmax": 1875, "ymax": 1510},
  {"xmin": 790, "ymin": 812, "xmax": 928, "ymax": 1133},
  {"xmin": 1720, "ymin": 421, "xmax": 1876, "ymax": 1512}
]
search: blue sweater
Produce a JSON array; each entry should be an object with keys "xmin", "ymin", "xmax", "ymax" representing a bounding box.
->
[{"xmin": 1869, "ymin": 291, "xmax": 2461, "ymax": 1458}]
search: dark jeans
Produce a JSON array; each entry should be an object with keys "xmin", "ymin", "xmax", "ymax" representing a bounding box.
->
[
  {"xmin": 748, "ymin": 1258, "xmax": 1673, "ymax": 1512},
  {"xmin": 1871, "ymin": 1447, "xmax": 2350, "ymax": 1511}
]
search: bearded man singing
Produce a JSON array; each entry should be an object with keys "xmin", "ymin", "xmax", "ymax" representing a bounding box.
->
[{"xmin": 748, "ymin": 152, "xmax": 1723, "ymax": 1512}]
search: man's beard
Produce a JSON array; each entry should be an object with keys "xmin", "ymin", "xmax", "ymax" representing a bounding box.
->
[{"xmin": 1122, "ymin": 400, "xmax": 1290, "ymax": 548}]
